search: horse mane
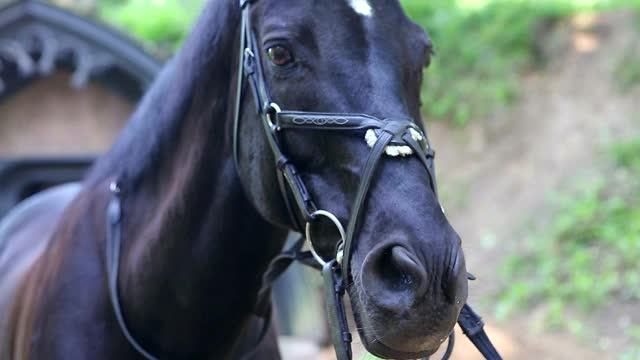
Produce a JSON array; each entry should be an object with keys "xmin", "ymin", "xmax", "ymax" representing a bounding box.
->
[{"xmin": 87, "ymin": 0, "xmax": 241, "ymax": 189}]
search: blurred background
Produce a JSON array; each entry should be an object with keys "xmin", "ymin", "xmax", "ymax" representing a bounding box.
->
[{"xmin": 1, "ymin": 0, "xmax": 639, "ymax": 359}]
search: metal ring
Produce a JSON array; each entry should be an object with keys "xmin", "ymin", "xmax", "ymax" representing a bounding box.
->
[
  {"xmin": 265, "ymin": 102, "xmax": 282, "ymax": 129},
  {"xmin": 305, "ymin": 210, "xmax": 346, "ymax": 267},
  {"xmin": 269, "ymin": 102, "xmax": 282, "ymax": 113}
]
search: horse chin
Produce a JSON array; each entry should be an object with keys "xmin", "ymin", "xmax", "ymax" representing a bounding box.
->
[{"xmin": 350, "ymin": 298, "xmax": 443, "ymax": 360}]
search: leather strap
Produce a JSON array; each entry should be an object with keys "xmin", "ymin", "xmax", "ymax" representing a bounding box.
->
[
  {"xmin": 322, "ymin": 260, "xmax": 352, "ymax": 360},
  {"xmin": 107, "ymin": 183, "xmax": 286, "ymax": 360},
  {"xmin": 254, "ymin": 236, "xmax": 306, "ymax": 317},
  {"xmin": 341, "ymin": 129, "xmax": 394, "ymax": 281},
  {"xmin": 277, "ymin": 112, "xmax": 383, "ymax": 131},
  {"xmin": 403, "ymin": 133, "xmax": 438, "ymax": 197},
  {"xmin": 238, "ymin": 4, "xmax": 319, "ymax": 228},
  {"xmin": 106, "ymin": 184, "xmax": 158, "ymax": 360},
  {"xmin": 457, "ymin": 305, "xmax": 503, "ymax": 360},
  {"xmin": 238, "ymin": 308, "xmax": 274, "ymax": 360},
  {"xmin": 232, "ymin": 4, "xmax": 248, "ymax": 171},
  {"xmin": 275, "ymin": 163, "xmax": 307, "ymax": 232}
]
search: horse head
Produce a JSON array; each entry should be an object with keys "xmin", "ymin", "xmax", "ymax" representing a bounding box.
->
[{"xmin": 234, "ymin": 0, "xmax": 467, "ymax": 358}]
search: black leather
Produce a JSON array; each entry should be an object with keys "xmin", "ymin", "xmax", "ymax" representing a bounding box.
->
[
  {"xmin": 458, "ymin": 305, "xmax": 503, "ymax": 360},
  {"xmin": 341, "ymin": 130, "xmax": 394, "ymax": 281},
  {"xmin": 322, "ymin": 260, "xmax": 352, "ymax": 360},
  {"xmin": 106, "ymin": 185, "xmax": 159, "ymax": 360},
  {"xmin": 277, "ymin": 112, "xmax": 383, "ymax": 131}
]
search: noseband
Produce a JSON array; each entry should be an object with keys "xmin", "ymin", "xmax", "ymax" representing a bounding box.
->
[{"xmin": 104, "ymin": 0, "xmax": 502, "ymax": 359}]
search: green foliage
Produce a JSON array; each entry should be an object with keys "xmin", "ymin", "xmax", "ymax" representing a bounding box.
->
[
  {"xmin": 497, "ymin": 138, "xmax": 640, "ymax": 338},
  {"xmin": 99, "ymin": 0, "xmax": 202, "ymax": 55},
  {"xmin": 400, "ymin": 0, "xmax": 640, "ymax": 125},
  {"xmin": 96, "ymin": 0, "xmax": 640, "ymax": 124},
  {"xmin": 401, "ymin": 1, "xmax": 538, "ymax": 125},
  {"xmin": 362, "ymin": 355, "xmax": 382, "ymax": 360},
  {"xmin": 625, "ymin": 326, "xmax": 640, "ymax": 359},
  {"xmin": 615, "ymin": 53, "xmax": 640, "ymax": 92},
  {"xmin": 611, "ymin": 137, "xmax": 640, "ymax": 170},
  {"xmin": 621, "ymin": 347, "xmax": 640, "ymax": 360}
]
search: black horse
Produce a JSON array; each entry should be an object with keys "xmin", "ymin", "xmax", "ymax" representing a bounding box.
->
[{"xmin": 0, "ymin": 0, "xmax": 470, "ymax": 358}]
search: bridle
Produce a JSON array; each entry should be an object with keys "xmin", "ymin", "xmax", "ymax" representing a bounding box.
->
[
  {"xmin": 233, "ymin": 0, "xmax": 441, "ymax": 283},
  {"xmin": 104, "ymin": 0, "xmax": 503, "ymax": 359},
  {"xmin": 232, "ymin": 1, "xmax": 501, "ymax": 359}
]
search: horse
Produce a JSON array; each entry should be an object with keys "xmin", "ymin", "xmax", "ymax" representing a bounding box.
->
[{"xmin": 0, "ymin": 0, "xmax": 470, "ymax": 358}]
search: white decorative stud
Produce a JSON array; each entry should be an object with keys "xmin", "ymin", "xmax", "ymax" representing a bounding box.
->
[{"xmin": 365, "ymin": 128, "xmax": 425, "ymax": 157}]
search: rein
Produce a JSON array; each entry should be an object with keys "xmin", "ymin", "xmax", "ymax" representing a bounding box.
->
[{"xmin": 103, "ymin": 0, "xmax": 503, "ymax": 359}]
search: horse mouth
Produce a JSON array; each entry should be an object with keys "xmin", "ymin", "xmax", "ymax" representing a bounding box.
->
[{"xmin": 349, "ymin": 300, "xmax": 443, "ymax": 360}]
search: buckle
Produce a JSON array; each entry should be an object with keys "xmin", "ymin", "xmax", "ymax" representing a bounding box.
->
[{"xmin": 243, "ymin": 48, "xmax": 256, "ymax": 75}]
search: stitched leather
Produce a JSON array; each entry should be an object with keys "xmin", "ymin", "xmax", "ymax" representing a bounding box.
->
[{"xmin": 277, "ymin": 112, "xmax": 383, "ymax": 131}]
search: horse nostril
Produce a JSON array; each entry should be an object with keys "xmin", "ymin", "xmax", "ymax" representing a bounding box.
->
[
  {"xmin": 362, "ymin": 245, "xmax": 429, "ymax": 307},
  {"xmin": 388, "ymin": 246, "xmax": 425, "ymax": 288}
]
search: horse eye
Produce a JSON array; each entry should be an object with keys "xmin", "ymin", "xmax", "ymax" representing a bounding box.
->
[{"xmin": 267, "ymin": 46, "xmax": 294, "ymax": 66}]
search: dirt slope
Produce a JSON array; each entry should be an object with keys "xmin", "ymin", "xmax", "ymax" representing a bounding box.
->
[{"xmin": 428, "ymin": 10, "xmax": 640, "ymax": 360}]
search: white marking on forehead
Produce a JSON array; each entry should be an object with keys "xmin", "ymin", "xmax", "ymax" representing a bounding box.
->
[{"xmin": 349, "ymin": 0, "xmax": 373, "ymax": 17}]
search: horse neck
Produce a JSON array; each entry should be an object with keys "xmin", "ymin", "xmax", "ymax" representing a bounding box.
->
[
  {"xmin": 89, "ymin": 7, "xmax": 287, "ymax": 353},
  {"xmin": 108, "ymin": 107, "xmax": 287, "ymax": 355}
]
